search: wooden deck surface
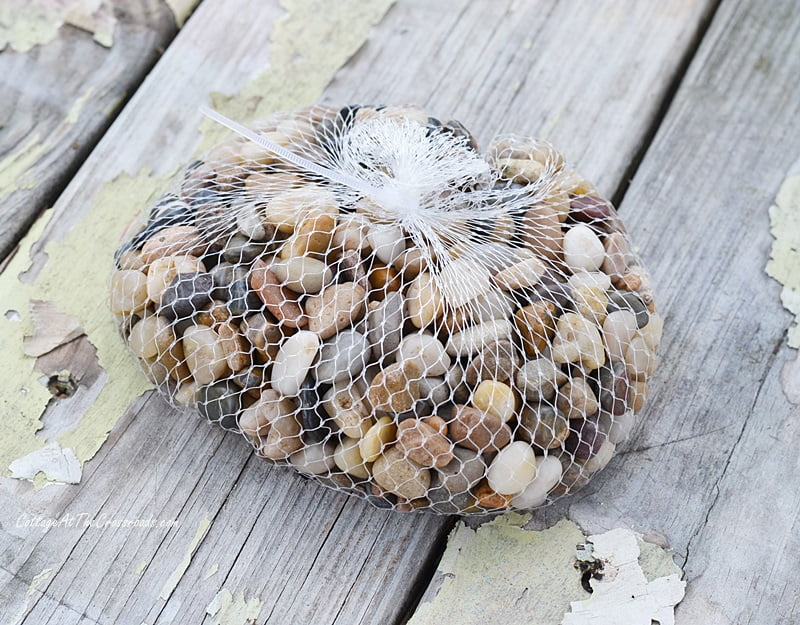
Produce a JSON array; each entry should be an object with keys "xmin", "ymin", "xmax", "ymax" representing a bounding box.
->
[{"xmin": 1, "ymin": 0, "xmax": 798, "ymax": 623}]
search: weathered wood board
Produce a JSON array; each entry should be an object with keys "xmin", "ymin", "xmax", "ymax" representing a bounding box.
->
[
  {"xmin": 0, "ymin": 0, "xmax": 740, "ymax": 623},
  {"xmin": 409, "ymin": 0, "xmax": 800, "ymax": 623},
  {"xmin": 0, "ymin": 0, "xmax": 184, "ymax": 262}
]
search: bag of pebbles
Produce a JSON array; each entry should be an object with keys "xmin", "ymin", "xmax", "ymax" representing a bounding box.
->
[{"xmin": 110, "ymin": 104, "xmax": 662, "ymax": 514}]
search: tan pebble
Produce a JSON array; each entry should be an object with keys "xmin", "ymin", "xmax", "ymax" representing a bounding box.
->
[
  {"xmin": 372, "ymin": 446, "xmax": 430, "ymax": 500},
  {"xmin": 393, "ymin": 247, "xmax": 427, "ymax": 280},
  {"xmin": 603, "ymin": 310, "xmax": 638, "ymax": 362},
  {"xmin": 145, "ymin": 255, "xmax": 205, "ymax": 305},
  {"xmin": 616, "ymin": 270, "xmax": 642, "ymax": 291},
  {"xmin": 624, "ymin": 334, "xmax": 657, "ymax": 381},
  {"xmin": 305, "ymin": 282, "xmax": 367, "ymax": 339},
  {"xmin": 573, "ymin": 284, "xmax": 608, "ymax": 325},
  {"xmin": 556, "ymin": 377, "xmax": 599, "ymax": 419},
  {"xmin": 551, "ymin": 312, "xmax": 605, "ymax": 370},
  {"xmin": 396, "ymin": 419, "xmax": 454, "ymax": 469},
  {"xmin": 323, "ymin": 384, "xmax": 373, "ymax": 438},
  {"xmin": 422, "ymin": 415, "xmax": 448, "ymax": 436},
  {"xmin": 602, "ymin": 232, "xmax": 631, "ymax": 279},
  {"xmin": 367, "ymin": 361, "xmax": 422, "ymax": 413},
  {"xmin": 264, "ymin": 185, "xmax": 338, "ymax": 234},
  {"xmin": 471, "ymin": 380, "xmax": 517, "ymax": 423},
  {"xmin": 182, "ymin": 325, "xmax": 230, "ymax": 385},
  {"xmin": 368, "ymin": 263, "xmax": 402, "ymax": 299},
  {"xmin": 359, "ymin": 416, "xmax": 397, "ymax": 463},
  {"xmin": 514, "ymin": 300, "xmax": 557, "ymax": 357},
  {"xmin": 195, "ymin": 299, "xmax": 231, "ymax": 327},
  {"xmin": 216, "ymin": 322, "xmax": 250, "ymax": 372},
  {"xmin": 248, "ymin": 391, "xmax": 302, "ymax": 460},
  {"xmin": 332, "ymin": 213, "xmax": 372, "ymax": 252},
  {"xmin": 250, "ymin": 259, "xmax": 306, "ymax": 328},
  {"xmin": 334, "ymin": 437, "xmax": 370, "ymax": 479},
  {"xmin": 494, "ymin": 256, "xmax": 546, "ymax": 291},
  {"xmin": 140, "ymin": 226, "xmax": 205, "ymax": 264},
  {"xmin": 520, "ymin": 204, "xmax": 563, "ymax": 262},
  {"xmin": 279, "ymin": 210, "xmax": 336, "ymax": 258},
  {"xmin": 448, "ymin": 405, "xmax": 512, "ymax": 453},
  {"xmin": 174, "ymin": 381, "xmax": 198, "ymax": 407},
  {"xmin": 128, "ymin": 314, "xmax": 173, "ymax": 360},
  {"xmin": 628, "ymin": 379, "xmax": 649, "ymax": 412},
  {"xmin": 499, "ymin": 158, "xmax": 545, "ymax": 183},
  {"xmin": 405, "ymin": 272, "xmax": 443, "ymax": 329},
  {"xmin": 110, "ymin": 269, "xmax": 148, "ymax": 315},
  {"xmin": 117, "ymin": 249, "xmax": 145, "ymax": 271},
  {"xmin": 270, "ymin": 256, "xmax": 332, "ymax": 294},
  {"xmin": 640, "ymin": 313, "xmax": 664, "ymax": 351},
  {"xmin": 446, "ymin": 319, "xmax": 513, "ymax": 358},
  {"xmin": 245, "ymin": 172, "xmax": 302, "ymax": 197}
]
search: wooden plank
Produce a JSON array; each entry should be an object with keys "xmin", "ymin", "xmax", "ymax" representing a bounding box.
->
[
  {"xmin": 0, "ymin": 0, "xmax": 720, "ymax": 623},
  {"xmin": 411, "ymin": 0, "xmax": 800, "ymax": 622},
  {"xmin": 0, "ymin": 0, "xmax": 181, "ymax": 261}
]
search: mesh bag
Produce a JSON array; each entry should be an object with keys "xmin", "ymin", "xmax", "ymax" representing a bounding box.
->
[{"xmin": 110, "ymin": 104, "xmax": 662, "ymax": 514}]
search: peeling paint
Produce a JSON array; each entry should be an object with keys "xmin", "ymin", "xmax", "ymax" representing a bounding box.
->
[
  {"xmin": 159, "ymin": 514, "xmax": 212, "ymax": 600},
  {"xmin": 165, "ymin": 0, "xmax": 202, "ymax": 28},
  {"xmin": 767, "ymin": 157, "xmax": 800, "ymax": 348},
  {"xmin": 134, "ymin": 560, "xmax": 148, "ymax": 576},
  {"xmin": 65, "ymin": 87, "xmax": 96, "ymax": 125},
  {"xmin": 6, "ymin": 567, "xmax": 53, "ymax": 625},
  {"xmin": 205, "ymin": 589, "xmax": 263, "ymax": 625},
  {"xmin": 0, "ymin": 169, "xmax": 173, "ymax": 481},
  {"xmin": 408, "ymin": 515, "xmax": 683, "ymax": 625},
  {"xmin": 563, "ymin": 528, "xmax": 685, "ymax": 625},
  {"xmin": 0, "ymin": 0, "xmax": 116, "ymax": 53},
  {"xmin": 203, "ymin": 562, "xmax": 219, "ymax": 580},
  {"xmin": 0, "ymin": 136, "xmax": 44, "ymax": 195},
  {"xmin": 8, "ymin": 441, "xmax": 81, "ymax": 484},
  {"xmin": 199, "ymin": 0, "xmax": 395, "ymax": 151}
]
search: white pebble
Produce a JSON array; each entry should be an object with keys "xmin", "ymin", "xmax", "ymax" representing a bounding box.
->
[
  {"xmin": 512, "ymin": 455, "xmax": 562, "ymax": 509},
  {"xmin": 487, "ymin": 441, "xmax": 537, "ymax": 495},
  {"xmin": 271, "ymin": 331, "xmax": 320, "ymax": 395},
  {"xmin": 397, "ymin": 333, "xmax": 451, "ymax": 376},
  {"xmin": 563, "ymin": 224, "xmax": 605, "ymax": 272}
]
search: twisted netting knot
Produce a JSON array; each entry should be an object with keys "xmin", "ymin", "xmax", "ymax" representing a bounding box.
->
[{"xmin": 110, "ymin": 104, "xmax": 662, "ymax": 514}]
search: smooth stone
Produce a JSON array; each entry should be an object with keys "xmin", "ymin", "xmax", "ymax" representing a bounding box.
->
[
  {"xmin": 366, "ymin": 291, "xmax": 404, "ymax": 362},
  {"xmin": 145, "ymin": 254, "xmax": 205, "ymax": 305},
  {"xmin": 563, "ymin": 224, "xmax": 605, "ymax": 272},
  {"xmin": 396, "ymin": 418, "xmax": 454, "ymax": 468},
  {"xmin": 372, "ymin": 446, "xmax": 431, "ymax": 500},
  {"xmin": 197, "ymin": 381, "xmax": 243, "ymax": 430},
  {"xmin": 322, "ymin": 383, "xmax": 373, "ymax": 438},
  {"xmin": 367, "ymin": 361, "xmax": 422, "ymax": 413},
  {"xmin": 418, "ymin": 376, "xmax": 450, "ymax": 409},
  {"xmin": 182, "ymin": 325, "xmax": 229, "ymax": 385},
  {"xmin": 299, "ymin": 376, "xmax": 333, "ymax": 442},
  {"xmin": 430, "ymin": 447, "xmax": 486, "ymax": 499},
  {"xmin": 315, "ymin": 329, "xmax": 369, "ymax": 385},
  {"xmin": 445, "ymin": 319, "xmax": 513, "ymax": 358},
  {"xmin": 640, "ymin": 313, "xmax": 664, "ymax": 351},
  {"xmin": 225, "ymin": 278, "xmax": 263, "ymax": 317},
  {"xmin": 512, "ymin": 455, "xmax": 563, "ymax": 509},
  {"xmin": 515, "ymin": 358, "xmax": 567, "ymax": 402},
  {"xmin": 599, "ymin": 361, "xmax": 630, "ymax": 416},
  {"xmin": 405, "ymin": 272, "xmax": 443, "ymax": 329},
  {"xmin": 556, "ymin": 377, "xmax": 599, "ymax": 420},
  {"xmin": 602, "ymin": 409, "xmax": 636, "ymax": 444},
  {"xmin": 140, "ymin": 225, "xmax": 205, "ymax": 264},
  {"xmin": 471, "ymin": 380, "xmax": 516, "ymax": 423},
  {"xmin": 334, "ymin": 437, "xmax": 370, "ymax": 479},
  {"xmin": 464, "ymin": 339, "xmax": 520, "ymax": 385},
  {"xmin": 335, "ymin": 249, "xmax": 369, "ymax": 290},
  {"xmin": 159, "ymin": 272, "xmax": 214, "ymax": 321},
  {"xmin": 368, "ymin": 223, "xmax": 406, "ymax": 265},
  {"xmin": 110, "ymin": 269, "xmax": 148, "ymax": 315},
  {"xmin": 241, "ymin": 312, "xmax": 281, "ymax": 360},
  {"xmin": 209, "ymin": 261, "xmax": 239, "ymax": 289},
  {"xmin": 518, "ymin": 403, "xmax": 570, "ymax": 449},
  {"xmin": 493, "ymin": 256, "xmax": 546, "ymax": 290},
  {"xmin": 305, "ymin": 282, "xmax": 367, "ymax": 339},
  {"xmin": 607, "ymin": 290, "xmax": 649, "ymax": 328},
  {"xmin": 568, "ymin": 270, "xmax": 612, "ymax": 292},
  {"xmin": 270, "ymin": 330, "xmax": 320, "ymax": 396},
  {"xmin": 572, "ymin": 284, "xmax": 608, "ymax": 325},
  {"xmin": 359, "ymin": 416, "xmax": 397, "ymax": 463},
  {"xmin": 487, "ymin": 441, "xmax": 537, "ymax": 495},
  {"xmin": 513, "ymin": 301, "xmax": 557, "ymax": 357},
  {"xmin": 250, "ymin": 259, "xmax": 306, "ymax": 328},
  {"xmin": 270, "ymin": 256, "xmax": 333, "ymax": 294},
  {"xmin": 448, "ymin": 404, "xmax": 512, "ymax": 453},
  {"xmin": 551, "ymin": 312, "xmax": 605, "ymax": 370},
  {"xmin": 290, "ymin": 440, "xmax": 337, "ymax": 475},
  {"xmin": 601, "ymin": 232, "xmax": 631, "ymax": 279},
  {"xmin": 397, "ymin": 333, "xmax": 451, "ymax": 376},
  {"xmin": 128, "ymin": 315, "xmax": 173, "ymax": 360},
  {"xmin": 234, "ymin": 200, "xmax": 271, "ymax": 241},
  {"xmin": 446, "ymin": 361, "xmax": 470, "ymax": 404},
  {"xmin": 602, "ymin": 309, "xmax": 639, "ymax": 362},
  {"xmin": 223, "ymin": 235, "xmax": 268, "ymax": 264},
  {"xmin": 624, "ymin": 334, "xmax": 657, "ymax": 381},
  {"xmin": 564, "ymin": 415, "xmax": 606, "ymax": 461},
  {"xmin": 583, "ymin": 439, "xmax": 616, "ymax": 473}
]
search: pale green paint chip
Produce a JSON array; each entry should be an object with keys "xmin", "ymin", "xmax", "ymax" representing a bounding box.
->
[{"xmin": 205, "ymin": 589, "xmax": 263, "ymax": 625}]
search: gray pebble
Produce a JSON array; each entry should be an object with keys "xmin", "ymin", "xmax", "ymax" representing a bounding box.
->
[{"xmin": 315, "ymin": 330, "xmax": 369, "ymax": 385}]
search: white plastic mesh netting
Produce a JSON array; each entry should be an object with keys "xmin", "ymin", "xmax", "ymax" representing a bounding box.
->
[{"xmin": 110, "ymin": 104, "xmax": 662, "ymax": 514}]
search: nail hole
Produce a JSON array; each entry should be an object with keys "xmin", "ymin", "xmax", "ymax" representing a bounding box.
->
[
  {"xmin": 47, "ymin": 371, "xmax": 78, "ymax": 398},
  {"xmin": 5, "ymin": 310, "xmax": 20, "ymax": 321}
]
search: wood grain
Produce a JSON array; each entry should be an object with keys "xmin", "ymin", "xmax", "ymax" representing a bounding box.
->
[
  {"xmin": 0, "ymin": 0, "xmax": 723, "ymax": 623},
  {"xmin": 0, "ymin": 0, "xmax": 179, "ymax": 262}
]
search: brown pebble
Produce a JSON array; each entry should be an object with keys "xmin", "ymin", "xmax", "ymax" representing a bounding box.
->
[
  {"xmin": 448, "ymin": 405, "xmax": 512, "ymax": 453},
  {"xmin": 514, "ymin": 301, "xmax": 556, "ymax": 357},
  {"xmin": 140, "ymin": 225, "xmax": 206, "ymax": 264},
  {"xmin": 368, "ymin": 361, "xmax": 422, "ymax": 413},
  {"xmin": 396, "ymin": 419, "xmax": 454, "ymax": 468},
  {"xmin": 305, "ymin": 282, "xmax": 367, "ymax": 339},
  {"xmin": 472, "ymin": 479, "xmax": 512, "ymax": 510},
  {"xmin": 250, "ymin": 259, "xmax": 306, "ymax": 328}
]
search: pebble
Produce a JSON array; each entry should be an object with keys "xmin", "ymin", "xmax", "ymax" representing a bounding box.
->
[
  {"xmin": 557, "ymin": 377, "xmax": 599, "ymax": 420},
  {"xmin": 290, "ymin": 440, "xmax": 337, "ymax": 475},
  {"xmin": 224, "ymin": 278, "xmax": 262, "ymax": 317},
  {"xmin": 607, "ymin": 290, "xmax": 649, "ymax": 328},
  {"xmin": 299, "ymin": 376, "xmax": 333, "ymax": 442},
  {"xmin": 234, "ymin": 199, "xmax": 271, "ymax": 241},
  {"xmin": 250, "ymin": 259, "xmax": 307, "ymax": 328},
  {"xmin": 334, "ymin": 437, "xmax": 370, "ymax": 479},
  {"xmin": 264, "ymin": 185, "xmax": 338, "ymax": 234},
  {"xmin": 602, "ymin": 409, "xmax": 636, "ymax": 444},
  {"xmin": 140, "ymin": 225, "xmax": 205, "ymax": 264},
  {"xmin": 322, "ymin": 383, "xmax": 373, "ymax": 438},
  {"xmin": 417, "ymin": 376, "xmax": 450, "ymax": 411},
  {"xmin": 471, "ymin": 380, "xmax": 516, "ymax": 423},
  {"xmin": 110, "ymin": 269, "xmax": 148, "ymax": 315},
  {"xmin": 521, "ymin": 205, "xmax": 563, "ymax": 262},
  {"xmin": 405, "ymin": 272, "xmax": 443, "ymax": 329},
  {"xmin": 584, "ymin": 439, "xmax": 616, "ymax": 473},
  {"xmin": 367, "ymin": 223, "xmax": 406, "ymax": 265},
  {"xmin": 429, "ymin": 447, "xmax": 485, "ymax": 500},
  {"xmin": 241, "ymin": 312, "xmax": 281, "ymax": 361},
  {"xmin": 464, "ymin": 339, "xmax": 520, "ymax": 385},
  {"xmin": 146, "ymin": 255, "xmax": 205, "ymax": 305},
  {"xmin": 445, "ymin": 319, "xmax": 513, "ymax": 358},
  {"xmin": 159, "ymin": 272, "xmax": 215, "ymax": 320},
  {"xmin": 222, "ymin": 235, "xmax": 267, "ymax": 263},
  {"xmin": 280, "ymin": 210, "xmax": 336, "ymax": 258},
  {"xmin": 270, "ymin": 257, "xmax": 333, "ymax": 294},
  {"xmin": 487, "ymin": 441, "xmax": 537, "ymax": 495},
  {"xmin": 493, "ymin": 256, "xmax": 546, "ymax": 291},
  {"xmin": 628, "ymin": 379, "xmax": 649, "ymax": 413},
  {"xmin": 128, "ymin": 314, "xmax": 173, "ymax": 360},
  {"xmin": 216, "ymin": 321, "xmax": 250, "ymax": 373},
  {"xmin": 397, "ymin": 333, "xmax": 450, "ymax": 376},
  {"xmin": 573, "ymin": 284, "xmax": 608, "ymax": 325},
  {"xmin": 640, "ymin": 313, "xmax": 664, "ymax": 351},
  {"xmin": 359, "ymin": 416, "xmax": 397, "ymax": 463},
  {"xmin": 366, "ymin": 291, "xmax": 404, "ymax": 362},
  {"xmin": 372, "ymin": 446, "xmax": 431, "ymax": 500},
  {"xmin": 568, "ymin": 270, "xmax": 612, "ymax": 293},
  {"xmin": 624, "ymin": 334, "xmax": 657, "ymax": 381},
  {"xmin": 551, "ymin": 312, "xmax": 605, "ymax": 370},
  {"xmin": 198, "ymin": 381, "xmax": 243, "ymax": 430},
  {"xmin": 305, "ymin": 282, "xmax": 367, "ymax": 339},
  {"xmin": 603, "ymin": 309, "xmax": 639, "ymax": 362},
  {"xmin": 472, "ymin": 480, "xmax": 512, "ymax": 510},
  {"xmin": 367, "ymin": 361, "xmax": 422, "ymax": 413},
  {"xmin": 182, "ymin": 325, "xmax": 229, "ymax": 385},
  {"xmin": 448, "ymin": 404, "xmax": 512, "ymax": 453},
  {"xmin": 396, "ymin": 418, "xmax": 454, "ymax": 468},
  {"xmin": 315, "ymin": 329, "xmax": 369, "ymax": 384},
  {"xmin": 564, "ymin": 415, "xmax": 606, "ymax": 461},
  {"xmin": 518, "ymin": 403, "xmax": 570, "ymax": 449},
  {"xmin": 515, "ymin": 358, "xmax": 567, "ymax": 402},
  {"xmin": 512, "ymin": 455, "xmax": 563, "ymax": 508},
  {"xmin": 598, "ymin": 361, "xmax": 629, "ymax": 416},
  {"xmin": 601, "ymin": 232, "xmax": 631, "ymax": 279},
  {"xmin": 513, "ymin": 301, "xmax": 556, "ymax": 357},
  {"xmin": 271, "ymin": 330, "xmax": 320, "ymax": 396},
  {"xmin": 563, "ymin": 224, "xmax": 605, "ymax": 272}
]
